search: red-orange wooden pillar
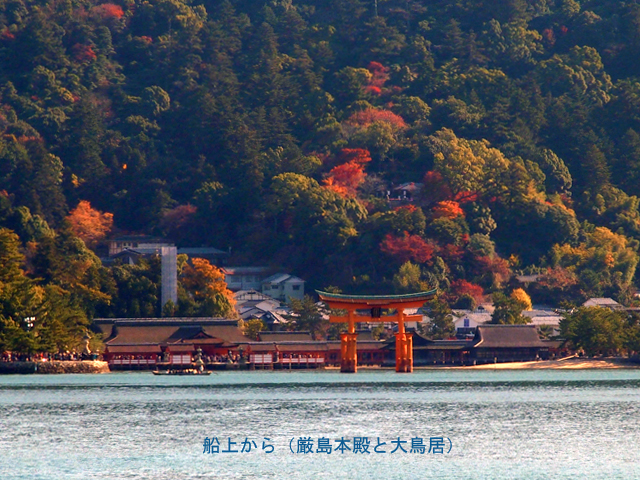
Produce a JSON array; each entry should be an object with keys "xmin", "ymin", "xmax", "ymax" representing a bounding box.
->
[
  {"xmin": 341, "ymin": 309, "xmax": 358, "ymax": 373},
  {"xmin": 395, "ymin": 308, "xmax": 413, "ymax": 372}
]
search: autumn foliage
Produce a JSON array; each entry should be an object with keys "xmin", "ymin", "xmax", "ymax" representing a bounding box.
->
[
  {"xmin": 323, "ymin": 148, "xmax": 371, "ymax": 197},
  {"xmin": 324, "ymin": 163, "xmax": 366, "ymax": 197},
  {"xmin": 474, "ymin": 255, "xmax": 511, "ymax": 288},
  {"xmin": 181, "ymin": 258, "xmax": 236, "ymax": 309},
  {"xmin": 345, "ymin": 108, "xmax": 406, "ymax": 129},
  {"xmin": 72, "ymin": 44, "xmax": 97, "ymax": 63},
  {"xmin": 91, "ymin": 3, "xmax": 124, "ymax": 20},
  {"xmin": 66, "ymin": 200, "xmax": 113, "ymax": 247},
  {"xmin": 449, "ymin": 279, "xmax": 485, "ymax": 304},
  {"xmin": 362, "ymin": 61, "xmax": 389, "ymax": 96},
  {"xmin": 432, "ymin": 200, "xmax": 464, "ymax": 219},
  {"xmin": 1, "ymin": 29, "xmax": 15, "ymax": 41},
  {"xmin": 160, "ymin": 204, "xmax": 197, "ymax": 232},
  {"xmin": 422, "ymin": 171, "xmax": 453, "ymax": 204},
  {"xmin": 336, "ymin": 148, "xmax": 372, "ymax": 165},
  {"xmin": 380, "ymin": 232, "xmax": 434, "ymax": 264}
]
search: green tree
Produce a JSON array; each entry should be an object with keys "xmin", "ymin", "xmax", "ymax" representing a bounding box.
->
[
  {"xmin": 560, "ymin": 307, "xmax": 627, "ymax": 356},
  {"xmin": 243, "ymin": 318, "xmax": 267, "ymax": 340},
  {"xmin": 490, "ymin": 292, "xmax": 530, "ymax": 324},
  {"xmin": 422, "ymin": 298, "xmax": 455, "ymax": 339},
  {"xmin": 287, "ymin": 295, "xmax": 328, "ymax": 340},
  {"xmin": 392, "ymin": 261, "xmax": 430, "ymax": 294}
]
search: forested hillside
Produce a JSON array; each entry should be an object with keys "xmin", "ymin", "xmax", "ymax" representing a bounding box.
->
[{"xmin": 3, "ymin": 0, "xmax": 640, "ymax": 350}]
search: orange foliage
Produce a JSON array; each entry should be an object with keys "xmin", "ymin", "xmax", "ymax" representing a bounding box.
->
[
  {"xmin": 336, "ymin": 148, "xmax": 372, "ymax": 165},
  {"xmin": 453, "ymin": 191, "xmax": 478, "ymax": 203},
  {"xmin": 380, "ymin": 232, "xmax": 434, "ymax": 264},
  {"xmin": 323, "ymin": 161, "xmax": 367, "ymax": 197},
  {"xmin": 181, "ymin": 258, "xmax": 236, "ymax": 307},
  {"xmin": 394, "ymin": 204, "xmax": 418, "ymax": 213},
  {"xmin": 432, "ymin": 200, "xmax": 464, "ymax": 219},
  {"xmin": 92, "ymin": 3, "xmax": 124, "ymax": 19},
  {"xmin": 363, "ymin": 85, "xmax": 382, "ymax": 96},
  {"xmin": 72, "ymin": 44, "xmax": 97, "ymax": 63},
  {"xmin": 346, "ymin": 108, "xmax": 406, "ymax": 129},
  {"xmin": 66, "ymin": 200, "xmax": 113, "ymax": 247}
]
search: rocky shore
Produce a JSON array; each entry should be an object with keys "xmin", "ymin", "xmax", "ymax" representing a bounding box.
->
[{"xmin": 0, "ymin": 361, "xmax": 110, "ymax": 374}]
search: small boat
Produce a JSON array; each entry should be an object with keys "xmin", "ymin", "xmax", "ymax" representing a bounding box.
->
[{"xmin": 152, "ymin": 369, "xmax": 211, "ymax": 376}]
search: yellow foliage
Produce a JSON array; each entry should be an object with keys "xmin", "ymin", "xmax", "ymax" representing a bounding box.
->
[
  {"xmin": 510, "ymin": 288, "xmax": 532, "ymax": 311},
  {"xmin": 551, "ymin": 227, "xmax": 639, "ymax": 286}
]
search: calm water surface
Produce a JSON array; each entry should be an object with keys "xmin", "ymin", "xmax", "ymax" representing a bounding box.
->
[{"xmin": 1, "ymin": 369, "xmax": 640, "ymax": 480}]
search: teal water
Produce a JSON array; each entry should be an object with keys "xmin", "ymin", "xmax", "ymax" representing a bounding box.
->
[{"xmin": 1, "ymin": 369, "xmax": 640, "ymax": 479}]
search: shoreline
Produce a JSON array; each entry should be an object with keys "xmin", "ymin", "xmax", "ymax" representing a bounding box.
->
[
  {"xmin": 1, "ymin": 358, "xmax": 638, "ymax": 374},
  {"xmin": 439, "ymin": 357, "xmax": 640, "ymax": 370},
  {"xmin": 327, "ymin": 357, "xmax": 640, "ymax": 371}
]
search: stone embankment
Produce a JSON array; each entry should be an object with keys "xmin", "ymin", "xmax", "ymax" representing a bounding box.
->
[
  {"xmin": 0, "ymin": 361, "xmax": 110, "ymax": 374},
  {"xmin": 36, "ymin": 361, "xmax": 110, "ymax": 373}
]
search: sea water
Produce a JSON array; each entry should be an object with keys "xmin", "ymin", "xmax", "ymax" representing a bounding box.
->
[{"xmin": 1, "ymin": 369, "xmax": 640, "ymax": 479}]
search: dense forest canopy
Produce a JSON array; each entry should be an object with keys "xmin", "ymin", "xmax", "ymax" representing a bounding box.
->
[{"xmin": 3, "ymin": 0, "xmax": 640, "ymax": 351}]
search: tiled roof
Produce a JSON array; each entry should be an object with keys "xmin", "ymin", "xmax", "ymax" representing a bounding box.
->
[
  {"xmin": 258, "ymin": 331, "xmax": 313, "ymax": 342},
  {"xmin": 101, "ymin": 320, "xmax": 251, "ymax": 346},
  {"xmin": 583, "ymin": 298, "xmax": 622, "ymax": 307},
  {"xmin": 474, "ymin": 325, "xmax": 547, "ymax": 348}
]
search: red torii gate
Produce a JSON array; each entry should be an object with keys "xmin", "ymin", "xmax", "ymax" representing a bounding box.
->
[{"xmin": 317, "ymin": 290, "xmax": 437, "ymax": 373}]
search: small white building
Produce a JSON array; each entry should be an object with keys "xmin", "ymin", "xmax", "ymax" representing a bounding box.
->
[
  {"xmin": 261, "ymin": 273, "xmax": 305, "ymax": 302},
  {"xmin": 223, "ymin": 267, "xmax": 270, "ymax": 291},
  {"xmin": 108, "ymin": 235, "xmax": 173, "ymax": 256},
  {"xmin": 454, "ymin": 312, "xmax": 492, "ymax": 337},
  {"xmin": 523, "ymin": 309, "xmax": 563, "ymax": 336}
]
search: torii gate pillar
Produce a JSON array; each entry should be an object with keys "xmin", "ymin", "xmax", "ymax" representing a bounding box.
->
[
  {"xmin": 340, "ymin": 310, "xmax": 358, "ymax": 373},
  {"xmin": 395, "ymin": 310, "xmax": 413, "ymax": 373}
]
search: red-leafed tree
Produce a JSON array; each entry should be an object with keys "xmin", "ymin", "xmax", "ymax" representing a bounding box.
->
[
  {"xmin": 346, "ymin": 108, "xmax": 406, "ymax": 130},
  {"xmin": 367, "ymin": 61, "xmax": 389, "ymax": 85},
  {"xmin": 363, "ymin": 85, "xmax": 382, "ymax": 96},
  {"xmin": 1, "ymin": 29, "xmax": 15, "ymax": 41},
  {"xmin": 530, "ymin": 266, "xmax": 580, "ymax": 305},
  {"xmin": 438, "ymin": 244, "xmax": 465, "ymax": 263},
  {"xmin": 161, "ymin": 204, "xmax": 197, "ymax": 231},
  {"xmin": 336, "ymin": 148, "xmax": 372, "ymax": 165},
  {"xmin": 323, "ymin": 161, "xmax": 367, "ymax": 197},
  {"xmin": 362, "ymin": 61, "xmax": 389, "ymax": 95},
  {"xmin": 72, "ymin": 44, "xmax": 97, "ymax": 63},
  {"xmin": 474, "ymin": 255, "xmax": 511, "ymax": 288},
  {"xmin": 453, "ymin": 191, "xmax": 478, "ymax": 203},
  {"xmin": 448, "ymin": 279, "xmax": 485, "ymax": 304},
  {"xmin": 422, "ymin": 171, "xmax": 453, "ymax": 205},
  {"xmin": 91, "ymin": 3, "xmax": 124, "ymax": 20},
  {"xmin": 66, "ymin": 200, "xmax": 113, "ymax": 247},
  {"xmin": 380, "ymin": 232, "xmax": 434, "ymax": 264}
]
